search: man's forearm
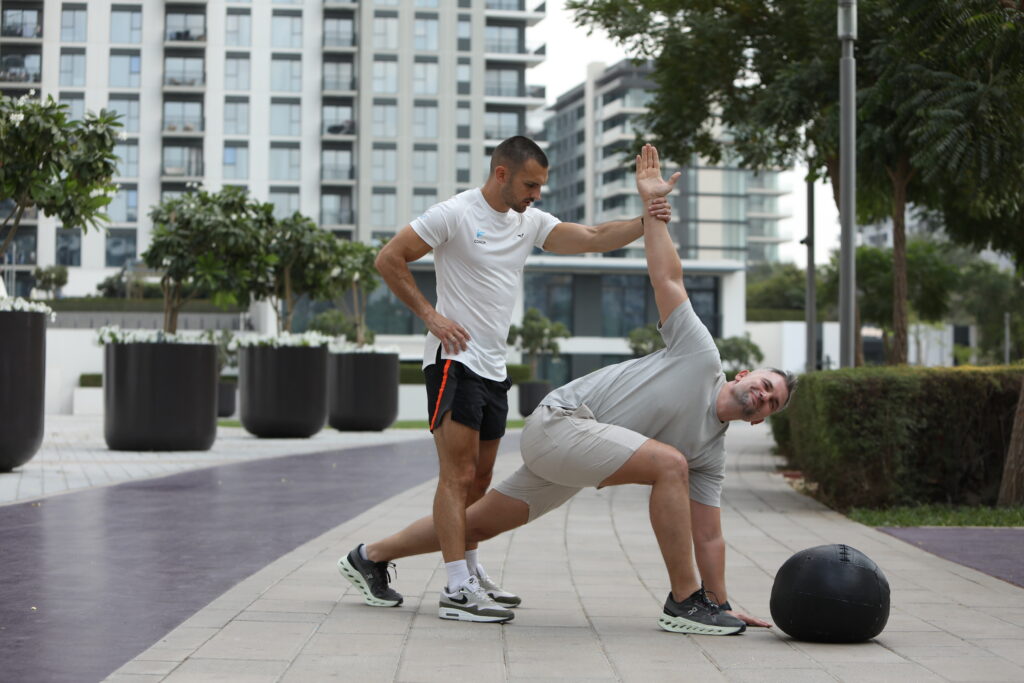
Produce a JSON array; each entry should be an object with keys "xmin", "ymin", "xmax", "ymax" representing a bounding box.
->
[
  {"xmin": 693, "ymin": 536, "xmax": 728, "ymax": 605},
  {"xmin": 377, "ymin": 254, "xmax": 435, "ymax": 323},
  {"xmin": 586, "ymin": 216, "xmax": 644, "ymax": 252},
  {"xmin": 643, "ymin": 207, "xmax": 683, "ymax": 283}
]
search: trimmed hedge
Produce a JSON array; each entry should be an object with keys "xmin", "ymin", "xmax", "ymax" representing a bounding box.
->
[
  {"xmin": 779, "ymin": 366, "xmax": 1023, "ymax": 509},
  {"xmin": 79, "ymin": 373, "xmax": 102, "ymax": 388},
  {"xmin": 747, "ymin": 308, "xmax": 835, "ymax": 322},
  {"xmin": 399, "ymin": 362, "xmax": 531, "ymax": 385},
  {"xmin": 36, "ymin": 297, "xmax": 242, "ymax": 313}
]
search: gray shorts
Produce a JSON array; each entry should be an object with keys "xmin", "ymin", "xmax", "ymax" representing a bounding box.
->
[{"xmin": 494, "ymin": 404, "xmax": 649, "ymax": 522}]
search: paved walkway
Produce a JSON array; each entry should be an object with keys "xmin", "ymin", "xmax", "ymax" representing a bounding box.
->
[{"xmin": 101, "ymin": 423, "xmax": 1023, "ymax": 682}]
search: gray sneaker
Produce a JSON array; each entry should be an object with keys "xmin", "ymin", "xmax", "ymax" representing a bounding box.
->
[
  {"xmin": 476, "ymin": 569, "xmax": 521, "ymax": 607},
  {"xmin": 439, "ymin": 575, "xmax": 514, "ymax": 623},
  {"xmin": 337, "ymin": 544, "xmax": 403, "ymax": 607},
  {"xmin": 658, "ymin": 588, "xmax": 746, "ymax": 636}
]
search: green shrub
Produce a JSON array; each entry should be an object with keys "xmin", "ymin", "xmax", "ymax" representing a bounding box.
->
[
  {"xmin": 783, "ymin": 366, "xmax": 1022, "ymax": 509},
  {"xmin": 79, "ymin": 373, "xmax": 102, "ymax": 387},
  {"xmin": 768, "ymin": 410, "xmax": 791, "ymax": 456},
  {"xmin": 398, "ymin": 362, "xmax": 531, "ymax": 385}
]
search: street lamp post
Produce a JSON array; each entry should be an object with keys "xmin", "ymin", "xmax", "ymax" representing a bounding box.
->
[{"xmin": 838, "ymin": 0, "xmax": 857, "ymax": 368}]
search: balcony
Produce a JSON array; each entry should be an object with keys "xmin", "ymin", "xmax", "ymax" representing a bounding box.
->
[
  {"xmin": 161, "ymin": 161, "xmax": 204, "ymax": 180},
  {"xmin": 323, "ymin": 31, "xmax": 356, "ymax": 50},
  {"xmin": 163, "ymin": 70, "xmax": 205, "ymax": 90},
  {"xmin": 322, "ymin": 120, "xmax": 356, "ymax": 137},
  {"xmin": 321, "ymin": 165, "xmax": 355, "ymax": 182},
  {"xmin": 322, "ymin": 77, "xmax": 356, "ymax": 94},
  {"xmin": 164, "ymin": 28, "xmax": 206, "ymax": 45},
  {"xmin": 484, "ymin": 40, "xmax": 545, "ymax": 66},
  {"xmin": 321, "ymin": 207, "xmax": 355, "ymax": 226},
  {"xmin": 1, "ymin": 21, "xmax": 42, "ymax": 41},
  {"xmin": 483, "ymin": 84, "xmax": 546, "ymax": 109},
  {"xmin": 484, "ymin": 0, "xmax": 546, "ymax": 26},
  {"xmin": 162, "ymin": 117, "xmax": 204, "ymax": 135}
]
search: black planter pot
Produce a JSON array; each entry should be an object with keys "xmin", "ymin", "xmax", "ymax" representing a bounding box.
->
[
  {"xmin": 0, "ymin": 311, "xmax": 46, "ymax": 471},
  {"xmin": 518, "ymin": 380, "xmax": 551, "ymax": 418},
  {"xmin": 328, "ymin": 352, "xmax": 399, "ymax": 431},
  {"xmin": 239, "ymin": 345, "xmax": 327, "ymax": 438},
  {"xmin": 217, "ymin": 380, "xmax": 237, "ymax": 417},
  {"xmin": 104, "ymin": 343, "xmax": 218, "ymax": 451}
]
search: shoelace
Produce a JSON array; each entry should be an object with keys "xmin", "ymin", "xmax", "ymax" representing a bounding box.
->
[{"xmin": 372, "ymin": 561, "xmax": 398, "ymax": 587}]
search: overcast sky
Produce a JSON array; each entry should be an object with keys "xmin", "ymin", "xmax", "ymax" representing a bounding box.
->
[{"xmin": 529, "ymin": 1, "xmax": 841, "ymax": 268}]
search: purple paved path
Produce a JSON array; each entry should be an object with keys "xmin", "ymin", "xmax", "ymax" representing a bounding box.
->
[
  {"xmin": 0, "ymin": 435, "xmax": 519, "ymax": 683},
  {"xmin": 880, "ymin": 526, "xmax": 1024, "ymax": 588}
]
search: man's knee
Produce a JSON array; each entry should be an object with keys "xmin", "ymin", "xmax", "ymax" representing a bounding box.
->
[{"xmin": 656, "ymin": 448, "xmax": 689, "ymax": 483}]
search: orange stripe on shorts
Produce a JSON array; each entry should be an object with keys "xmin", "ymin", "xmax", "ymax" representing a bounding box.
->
[{"xmin": 429, "ymin": 359, "xmax": 453, "ymax": 431}]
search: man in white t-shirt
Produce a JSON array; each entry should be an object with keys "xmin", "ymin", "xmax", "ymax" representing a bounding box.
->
[
  {"xmin": 338, "ymin": 136, "xmax": 673, "ymax": 623},
  {"xmin": 339, "ymin": 145, "xmax": 796, "ymax": 635}
]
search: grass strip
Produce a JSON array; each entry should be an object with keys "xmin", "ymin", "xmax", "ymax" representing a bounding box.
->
[{"xmin": 217, "ymin": 419, "xmax": 527, "ymax": 430}]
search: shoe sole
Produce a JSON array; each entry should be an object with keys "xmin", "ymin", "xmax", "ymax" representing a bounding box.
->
[
  {"xmin": 658, "ymin": 614, "xmax": 746, "ymax": 636},
  {"xmin": 337, "ymin": 556, "xmax": 402, "ymax": 607},
  {"xmin": 438, "ymin": 605, "xmax": 514, "ymax": 623}
]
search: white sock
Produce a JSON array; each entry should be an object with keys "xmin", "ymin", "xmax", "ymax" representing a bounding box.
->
[
  {"xmin": 445, "ymin": 560, "xmax": 471, "ymax": 592},
  {"xmin": 358, "ymin": 544, "xmax": 369, "ymax": 561},
  {"xmin": 465, "ymin": 549, "xmax": 480, "ymax": 576}
]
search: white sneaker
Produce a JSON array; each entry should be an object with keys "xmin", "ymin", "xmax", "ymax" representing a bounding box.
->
[
  {"xmin": 438, "ymin": 575, "xmax": 514, "ymax": 623},
  {"xmin": 476, "ymin": 569, "xmax": 521, "ymax": 607}
]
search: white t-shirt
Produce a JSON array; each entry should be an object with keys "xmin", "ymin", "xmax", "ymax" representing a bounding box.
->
[
  {"xmin": 411, "ymin": 188, "xmax": 560, "ymax": 381},
  {"xmin": 540, "ymin": 300, "xmax": 728, "ymax": 507}
]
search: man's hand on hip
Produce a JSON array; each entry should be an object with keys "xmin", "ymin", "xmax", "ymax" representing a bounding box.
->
[{"xmin": 426, "ymin": 311, "xmax": 471, "ymax": 354}]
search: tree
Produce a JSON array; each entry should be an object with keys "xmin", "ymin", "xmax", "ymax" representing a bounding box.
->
[
  {"xmin": 951, "ymin": 260, "xmax": 1024, "ymax": 364},
  {"xmin": 250, "ymin": 212, "xmax": 338, "ymax": 334},
  {"xmin": 507, "ymin": 308, "xmax": 570, "ymax": 379},
  {"xmin": 32, "ymin": 265, "xmax": 67, "ymax": 299},
  {"xmin": 144, "ymin": 186, "xmax": 274, "ymax": 333},
  {"xmin": 746, "ymin": 262, "xmax": 812, "ymax": 312},
  {"xmin": 1, "ymin": 93, "xmax": 120, "ymax": 263},
  {"xmin": 328, "ymin": 239, "xmax": 382, "ymax": 347},
  {"xmin": 715, "ymin": 334, "xmax": 765, "ymax": 373},
  {"xmin": 627, "ymin": 323, "xmax": 665, "ymax": 357}
]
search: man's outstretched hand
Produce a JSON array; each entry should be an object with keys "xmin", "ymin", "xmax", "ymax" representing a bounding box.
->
[
  {"xmin": 728, "ymin": 609, "xmax": 773, "ymax": 628},
  {"xmin": 636, "ymin": 143, "xmax": 681, "ymax": 201}
]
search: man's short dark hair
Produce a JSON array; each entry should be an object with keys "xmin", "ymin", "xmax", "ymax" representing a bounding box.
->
[
  {"xmin": 490, "ymin": 136, "xmax": 548, "ymax": 174},
  {"xmin": 766, "ymin": 367, "xmax": 798, "ymax": 410}
]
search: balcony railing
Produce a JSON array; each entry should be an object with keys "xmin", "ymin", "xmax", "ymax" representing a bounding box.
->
[
  {"xmin": 484, "ymin": 126, "xmax": 521, "ymax": 139},
  {"xmin": 324, "ymin": 31, "xmax": 355, "ymax": 48},
  {"xmin": 164, "ymin": 71, "xmax": 205, "ymax": 86},
  {"xmin": 485, "ymin": 84, "xmax": 545, "ymax": 98},
  {"xmin": 0, "ymin": 68, "xmax": 41, "ymax": 83},
  {"xmin": 2, "ymin": 22, "xmax": 42, "ymax": 39},
  {"xmin": 322, "ymin": 208, "xmax": 355, "ymax": 225},
  {"xmin": 162, "ymin": 162, "xmax": 204, "ymax": 177},
  {"xmin": 322, "ymin": 165, "xmax": 354, "ymax": 180},
  {"xmin": 163, "ymin": 117, "xmax": 204, "ymax": 132},
  {"xmin": 324, "ymin": 120, "xmax": 356, "ymax": 135},
  {"xmin": 323, "ymin": 77, "xmax": 355, "ymax": 91},
  {"xmin": 165, "ymin": 29, "xmax": 205, "ymax": 42}
]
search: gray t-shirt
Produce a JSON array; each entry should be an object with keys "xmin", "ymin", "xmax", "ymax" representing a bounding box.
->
[{"xmin": 540, "ymin": 300, "xmax": 728, "ymax": 506}]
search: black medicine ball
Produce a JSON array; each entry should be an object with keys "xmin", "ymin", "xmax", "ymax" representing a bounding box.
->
[{"xmin": 770, "ymin": 544, "xmax": 890, "ymax": 643}]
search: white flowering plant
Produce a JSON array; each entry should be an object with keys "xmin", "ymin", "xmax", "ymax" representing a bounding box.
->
[
  {"xmin": 0, "ymin": 296, "xmax": 55, "ymax": 321},
  {"xmin": 230, "ymin": 331, "xmax": 332, "ymax": 349},
  {"xmin": 96, "ymin": 326, "xmax": 212, "ymax": 345},
  {"xmin": 327, "ymin": 339, "xmax": 400, "ymax": 354},
  {"xmin": 0, "ymin": 92, "xmax": 121, "ymax": 260},
  {"xmin": 327, "ymin": 240, "xmax": 383, "ymax": 347}
]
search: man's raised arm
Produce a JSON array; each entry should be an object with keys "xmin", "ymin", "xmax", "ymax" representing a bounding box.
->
[{"xmin": 636, "ymin": 144, "xmax": 686, "ymax": 324}]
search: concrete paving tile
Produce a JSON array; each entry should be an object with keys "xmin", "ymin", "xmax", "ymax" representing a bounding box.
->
[
  {"xmin": 969, "ymin": 638, "xmax": 1024, "ymax": 666},
  {"xmin": 697, "ymin": 631, "xmax": 816, "ymax": 669},
  {"xmin": 511, "ymin": 607, "xmax": 590, "ymax": 628},
  {"xmin": 190, "ymin": 620, "xmax": 317, "ymax": 661},
  {"xmin": 915, "ymin": 655, "xmax": 1024, "ymax": 681},
  {"xmin": 133, "ymin": 646, "xmax": 198, "ymax": 663},
  {"xmin": 245, "ymin": 597, "xmax": 336, "ymax": 615},
  {"xmin": 827, "ymin": 661, "xmax": 946, "ymax": 682},
  {"xmin": 105, "ymin": 675, "xmax": 164, "ymax": 682},
  {"xmin": 300, "ymin": 631, "xmax": 405, "ymax": 657},
  {"xmin": 319, "ymin": 607, "xmax": 415, "ymax": 635},
  {"xmin": 506, "ymin": 648, "xmax": 614, "ymax": 680},
  {"xmin": 256, "ymin": 581, "xmax": 343, "ymax": 602},
  {"xmin": 396, "ymin": 660, "xmax": 506, "ymax": 682},
  {"xmin": 234, "ymin": 610, "xmax": 327, "ymax": 623},
  {"xmin": 174, "ymin": 608, "xmax": 242, "ymax": 630},
  {"xmin": 153, "ymin": 626, "xmax": 220, "ymax": 651},
  {"xmin": 788, "ymin": 640, "xmax": 909, "ymax": 664},
  {"xmin": 109, "ymin": 659, "xmax": 180, "ymax": 676},
  {"xmin": 725, "ymin": 668, "xmax": 833, "ymax": 683},
  {"xmin": 280, "ymin": 653, "xmax": 400, "ymax": 681},
  {"xmin": 162, "ymin": 657, "xmax": 290, "ymax": 682}
]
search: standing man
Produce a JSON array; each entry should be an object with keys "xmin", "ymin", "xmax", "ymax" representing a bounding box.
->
[
  {"xmin": 340, "ymin": 144, "xmax": 795, "ymax": 635},
  {"xmin": 338, "ymin": 136, "xmax": 672, "ymax": 623}
]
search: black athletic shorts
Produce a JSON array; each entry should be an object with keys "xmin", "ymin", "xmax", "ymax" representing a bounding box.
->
[{"xmin": 424, "ymin": 350, "xmax": 512, "ymax": 441}]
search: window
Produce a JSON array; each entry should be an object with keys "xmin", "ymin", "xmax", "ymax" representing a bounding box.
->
[
  {"xmin": 414, "ymin": 17, "xmax": 439, "ymax": 51},
  {"xmin": 164, "ymin": 55, "xmax": 203, "ymax": 86},
  {"xmin": 162, "ymin": 145, "xmax": 203, "ymax": 176},
  {"xmin": 412, "ymin": 146, "xmax": 438, "ymax": 183},
  {"xmin": 269, "ymin": 188, "xmax": 299, "ymax": 219},
  {"xmin": 322, "ymin": 148, "xmax": 353, "ymax": 180},
  {"xmin": 269, "ymin": 145, "xmax": 301, "ymax": 181},
  {"xmin": 416, "ymin": 0, "xmax": 439, "ymax": 7},
  {"xmin": 59, "ymin": 51, "xmax": 86, "ymax": 87},
  {"xmin": 601, "ymin": 275, "xmax": 653, "ymax": 337},
  {"xmin": 110, "ymin": 8, "xmax": 142, "ymax": 43},
  {"xmin": 322, "ymin": 102, "xmax": 354, "ymax": 134},
  {"xmin": 413, "ymin": 60, "xmax": 438, "ymax": 95},
  {"xmin": 223, "ymin": 144, "xmax": 248, "ymax": 180},
  {"xmin": 372, "ymin": 58, "xmax": 398, "ymax": 93},
  {"xmin": 371, "ymin": 101, "xmax": 397, "ymax": 137},
  {"xmin": 456, "ymin": 101, "xmax": 470, "ymax": 138},
  {"xmin": 371, "ymin": 188, "xmax": 397, "ymax": 227},
  {"xmin": 61, "ymin": 7, "xmax": 87, "ymax": 42},
  {"xmin": 323, "ymin": 60, "xmax": 354, "ymax": 91},
  {"xmin": 457, "ymin": 59, "xmax": 471, "ymax": 95},
  {"xmin": 322, "ymin": 192, "xmax": 354, "ymax": 225},
  {"xmin": 55, "ymin": 228, "xmax": 81, "ymax": 267},
  {"xmin": 457, "ymin": 16, "xmax": 471, "ymax": 51},
  {"xmin": 411, "ymin": 189, "xmax": 437, "ymax": 217},
  {"xmin": 108, "ymin": 96, "xmax": 139, "ymax": 133},
  {"xmin": 486, "ymin": 68, "xmax": 521, "ymax": 97},
  {"xmin": 524, "ymin": 273, "xmax": 573, "ymax": 331},
  {"xmin": 270, "ymin": 100, "xmax": 300, "ymax": 136},
  {"xmin": 412, "ymin": 102, "xmax": 438, "ymax": 138},
  {"xmin": 108, "ymin": 187, "xmax": 138, "ymax": 223},
  {"xmin": 485, "ymin": 110, "xmax": 520, "ymax": 139},
  {"xmin": 0, "ymin": 225, "xmax": 36, "ymax": 266},
  {"xmin": 224, "ymin": 98, "xmax": 249, "ymax": 135},
  {"xmin": 163, "ymin": 100, "xmax": 202, "ymax": 131},
  {"xmin": 110, "ymin": 52, "xmax": 141, "ymax": 88},
  {"xmin": 225, "ymin": 56, "xmax": 250, "ymax": 90},
  {"xmin": 114, "ymin": 140, "xmax": 138, "ymax": 177},
  {"xmin": 271, "ymin": 56, "xmax": 301, "ymax": 92},
  {"xmin": 371, "ymin": 145, "xmax": 397, "ymax": 182},
  {"xmin": 271, "ymin": 13, "xmax": 302, "ymax": 49},
  {"xmin": 165, "ymin": 12, "xmax": 204, "ymax": 41},
  {"xmin": 106, "ymin": 228, "xmax": 137, "ymax": 268},
  {"xmin": 2, "ymin": 8, "xmax": 41, "ymax": 38},
  {"xmin": 456, "ymin": 145, "xmax": 471, "ymax": 183},
  {"xmin": 485, "ymin": 25, "xmax": 522, "ymax": 53},
  {"xmin": 225, "ymin": 11, "xmax": 250, "ymax": 47},
  {"xmin": 373, "ymin": 15, "xmax": 398, "ymax": 49},
  {"xmin": 59, "ymin": 93, "xmax": 85, "ymax": 121},
  {"xmin": 324, "ymin": 17, "xmax": 354, "ymax": 47}
]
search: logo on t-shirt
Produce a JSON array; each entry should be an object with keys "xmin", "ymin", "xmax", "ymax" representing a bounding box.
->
[{"xmin": 474, "ymin": 229, "xmax": 487, "ymax": 245}]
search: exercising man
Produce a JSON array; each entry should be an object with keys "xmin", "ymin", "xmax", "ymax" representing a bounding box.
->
[
  {"xmin": 340, "ymin": 144, "xmax": 795, "ymax": 634},
  {"xmin": 339, "ymin": 137, "xmax": 673, "ymax": 623}
]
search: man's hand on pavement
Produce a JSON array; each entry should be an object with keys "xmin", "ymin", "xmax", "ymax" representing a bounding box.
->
[{"xmin": 728, "ymin": 610, "xmax": 773, "ymax": 628}]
